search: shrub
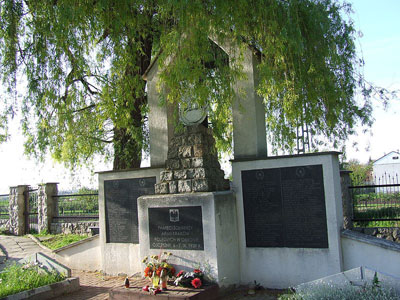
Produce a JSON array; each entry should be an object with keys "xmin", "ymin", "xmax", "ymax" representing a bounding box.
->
[{"xmin": 279, "ymin": 284, "xmax": 399, "ymax": 300}]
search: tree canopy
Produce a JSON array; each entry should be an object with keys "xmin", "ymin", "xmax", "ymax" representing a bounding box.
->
[
  {"xmin": 0, "ymin": 0, "xmax": 374, "ymax": 170},
  {"xmin": 345, "ymin": 159, "xmax": 373, "ymax": 186}
]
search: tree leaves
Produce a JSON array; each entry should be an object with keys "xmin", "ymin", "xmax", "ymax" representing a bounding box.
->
[{"xmin": 0, "ymin": 0, "xmax": 377, "ymax": 168}]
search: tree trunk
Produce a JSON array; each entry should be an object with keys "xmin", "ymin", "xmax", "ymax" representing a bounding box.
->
[{"xmin": 112, "ymin": 27, "xmax": 153, "ymax": 171}]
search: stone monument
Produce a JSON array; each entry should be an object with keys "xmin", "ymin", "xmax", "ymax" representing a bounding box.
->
[
  {"xmin": 138, "ymin": 104, "xmax": 239, "ymax": 286},
  {"xmin": 154, "ymin": 124, "xmax": 230, "ymax": 194}
]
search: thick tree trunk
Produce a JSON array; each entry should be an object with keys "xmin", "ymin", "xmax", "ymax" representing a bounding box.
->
[
  {"xmin": 112, "ymin": 26, "xmax": 153, "ymax": 171},
  {"xmin": 112, "ymin": 128, "xmax": 142, "ymax": 170}
]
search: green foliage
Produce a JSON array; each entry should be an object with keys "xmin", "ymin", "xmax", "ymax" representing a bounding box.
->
[
  {"xmin": 58, "ymin": 187, "xmax": 98, "ymax": 216},
  {"xmin": 353, "ymin": 191, "xmax": 400, "ymax": 226},
  {"xmin": 279, "ymin": 284, "xmax": 398, "ymax": 300},
  {"xmin": 0, "ymin": 263, "xmax": 65, "ymax": 298},
  {"xmin": 354, "ymin": 192, "xmax": 400, "ymax": 204},
  {"xmin": 345, "ymin": 159, "xmax": 373, "ymax": 185},
  {"xmin": 32, "ymin": 229, "xmax": 49, "ymax": 236},
  {"xmin": 354, "ymin": 220, "xmax": 400, "ymax": 228},
  {"xmin": 0, "ymin": 0, "xmax": 376, "ymax": 168},
  {"xmin": 0, "ymin": 195, "xmax": 9, "ymax": 219}
]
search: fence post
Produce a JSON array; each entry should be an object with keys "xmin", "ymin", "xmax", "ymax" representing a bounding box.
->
[
  {"xmin": 9, "ymin": 185, "xmax": 29, "ymax": 235},
  {"xmin": 340, "ymin": 170, "xmax": 353, "ymax": 230},
  {"xmin": 38, "ymin": 183, "xmax": 58, "ymax": 234}
]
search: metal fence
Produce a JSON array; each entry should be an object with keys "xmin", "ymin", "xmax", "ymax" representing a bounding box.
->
[
  {"xmin": 350, "ymin": 173, "xmax": 400, "ymax": 223},
  {"xmin": 53, "ymin": 192, "xmax": 99, "ymax": 222},
  {"xmin": 26, "ymin": 188, "xmax": 39, "ymax": 233},
  {"xmin": 0, "ymin": 194, "xmax": 9, "ymax": 220}
]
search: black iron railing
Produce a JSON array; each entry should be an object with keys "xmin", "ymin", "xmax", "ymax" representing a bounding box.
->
[
  {"xmin": 0, "ymin": 194, "xmax": 9, "ymax": 220},
  {"xmin": 350, "ymin": 173, "xmax": 400, "ymax": 223},
  {"xmin": 26, "ymin": 188, "xmax": 39, "ymax": 233},
  {"xmin": 53, "ymin": 193, "xmax": 99, "ymax": 222}
]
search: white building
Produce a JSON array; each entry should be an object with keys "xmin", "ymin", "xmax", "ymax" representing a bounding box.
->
[{"xmin": 373, "ymin": 151, "xmax": 400, "ymax": 185}]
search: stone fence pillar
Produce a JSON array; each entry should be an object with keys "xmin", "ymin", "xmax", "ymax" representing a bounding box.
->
[
  {"xmin": 38, "ymin": 183, "xmax": 58, "ymax": 234},
  {"xmin": 9, "ymin": 185, "xmax": 29, "ymax": 236},
  {"xmin": 340, "ymin": 170, "xmax": 353, "ymax": 230}
]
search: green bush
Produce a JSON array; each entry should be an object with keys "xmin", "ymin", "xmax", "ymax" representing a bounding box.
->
[
  {"xmin": 279, "ymin": 284, "xmax": 398, "ymax": 300},
  {"xmin": 0, "ymin": 263, "xmax": 65, "ymax": 297}
]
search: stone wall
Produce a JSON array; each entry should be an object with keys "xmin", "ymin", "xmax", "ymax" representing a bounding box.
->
[
  {"xmin": 51, "ymin": 221, "xmax": 99, "ymax": 235},
  {"xmin": 352, "ymin": 227, "xmax": 400, "ymax": 243},
  {"xmin": 155, "ymin": 125, "xmax": 229, "ymax": 194}
]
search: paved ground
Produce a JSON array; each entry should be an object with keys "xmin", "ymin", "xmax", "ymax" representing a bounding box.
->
[
  {"xmin": 0, "ymin": 234, "xmax": 282, "ymax": 299},
  {"xmin": 56, "ymin": 270, "xmax": 125, "ymax": 300},
  {"xmin": 0, "ymin": 234, "xmax": 53, "ymax": 271}
]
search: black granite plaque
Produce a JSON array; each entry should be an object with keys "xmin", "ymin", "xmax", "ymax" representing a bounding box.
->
[
  {"xmin": 104, "ymin": 177, "xmax": 156, "ymax": 243},
  {"xmin": 148, "ymin": 206, "xmax": 204, "ymax": 250},
  {"xmin": 242, "ymin": 165, "xmax": 328, "ymax": 248}
]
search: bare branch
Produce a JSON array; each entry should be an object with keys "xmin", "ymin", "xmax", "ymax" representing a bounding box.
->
[{"xmin": 71, "ymin": 104, "xmax": 96, "ymax": 114}]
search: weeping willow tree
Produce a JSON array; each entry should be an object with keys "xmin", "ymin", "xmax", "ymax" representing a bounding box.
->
[{"xmin": 0, "ymin": 0, "xmax": 372, "ymax": 170}]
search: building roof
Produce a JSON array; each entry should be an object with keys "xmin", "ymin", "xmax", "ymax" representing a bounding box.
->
[{"xmin": 373, "ymin": 151, "xmax": 400, "ymax": 165}]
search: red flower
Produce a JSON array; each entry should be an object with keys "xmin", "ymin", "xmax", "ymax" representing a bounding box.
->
[
  {"xmin": 191, "ymin": 278, "xmax": 202, "ymax": 289},
  {"xmin": 177, "ymin": 270, "xmax": 185, "ymax": 278},
  {"xmin": 156, "ymin": 267, "xmax": 163, "ymax": 277},
  {"xmin": 193, "ymin": 269, "xmax": 202, "ymax": 274},
  {"xmin": 144, "ymin": 267, "xmax": 153, "ymax": 277}
]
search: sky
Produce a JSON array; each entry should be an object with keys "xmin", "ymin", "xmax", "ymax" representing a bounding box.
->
[
  {"xmin": 0, "ymin": 0, "xmax": 399, "ymax": 194},
  {"xmin": 343, "ymin": 0, "xmax": 400, "ymax": 162}
]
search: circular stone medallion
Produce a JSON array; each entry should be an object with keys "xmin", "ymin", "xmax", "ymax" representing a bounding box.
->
[{"xmin": 179, "ymin": 105, "xmax": 208, "ymax": 126}]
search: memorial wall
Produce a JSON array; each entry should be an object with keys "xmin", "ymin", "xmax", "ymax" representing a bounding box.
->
[
  {"xmin": 97, "ymin": 152, "xmax": 343, "ymax": 288},
  {"xmin": 242, "ymin": 165, "xmax": 328, "ymax": 249},
  {"xmin": 98, "ymin": 167, "xmax": 163, "ymax": 276},
  {"xmin": 232, "ymin": 152, "xmax": 344, "ymax": 288}
]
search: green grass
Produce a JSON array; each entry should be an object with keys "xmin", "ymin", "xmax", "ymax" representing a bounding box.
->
[
  {"xmin": 32, "ymin": 233, "xmax": 89, "ymax": 250},
  {"xmin": 0, "ymin": 263, "xmax": 65, "ymax": 298}
]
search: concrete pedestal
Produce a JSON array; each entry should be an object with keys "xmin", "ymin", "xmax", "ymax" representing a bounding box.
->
[{"xmin": 138, "ymin": 191, "xmax": 239, "ymax": 286}]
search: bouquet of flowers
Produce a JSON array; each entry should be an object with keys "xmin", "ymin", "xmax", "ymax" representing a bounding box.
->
[
  {"xmin": 174, "ymin": 268, "xmax": 204, "ymax": 289},
  {"xmin": 142, "ymin": 252, "xmax": 175, "ymax": 292}
]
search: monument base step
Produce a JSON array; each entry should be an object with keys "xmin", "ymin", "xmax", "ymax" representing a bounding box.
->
[{"xmin": 109, "ymin": 279, "xmax": 219, "ymax": 300}]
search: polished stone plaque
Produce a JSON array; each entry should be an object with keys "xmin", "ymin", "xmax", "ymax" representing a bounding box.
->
[
  {"xmin": 242, "ymin": 165, "xmax": 328, "ymax": 248},
  {"xmin": 105, "ymin": 177, "xmax": 156, "ymax": 243},
  {"xmin": 148, "ymin": 206, "xmax": 204, "ymax": 250}
]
